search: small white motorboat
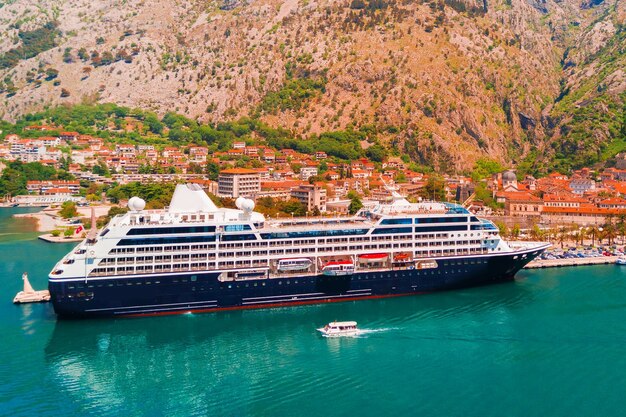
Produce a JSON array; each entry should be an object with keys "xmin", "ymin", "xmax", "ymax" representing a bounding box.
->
[
  {"xmin": 616, "ymin": 257, "xmax": 626, "ymax": 265},
  {"xmin": 317, "ymin": 321, "xmax": 360, "ymax": 337},
  {"xmin": 13, "ymin": 273, "xmax": 50, "ymax": 304}
]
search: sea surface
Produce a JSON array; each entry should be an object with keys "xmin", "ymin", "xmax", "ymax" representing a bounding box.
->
[{"xmin": 1, "ymin": 207, "xmax": 626, "ymax": 416}]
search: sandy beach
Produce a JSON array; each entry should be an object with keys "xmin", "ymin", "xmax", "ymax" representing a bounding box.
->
[{"xmin": 13, "ymin": 211, "xmax": 59, "ymax": 232}]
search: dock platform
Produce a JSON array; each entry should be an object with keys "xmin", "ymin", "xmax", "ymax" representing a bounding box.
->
[{"xmin": 525, "ymin": 256, "xmax": 619, "ymax": 269}]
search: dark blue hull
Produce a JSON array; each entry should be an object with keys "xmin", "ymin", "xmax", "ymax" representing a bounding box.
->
[{"xmin": 49, "ymin": 247, "xmax": 546, "ymax": 318}]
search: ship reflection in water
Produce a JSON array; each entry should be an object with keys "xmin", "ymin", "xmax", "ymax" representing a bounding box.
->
[{"xmin": 43, "ymin": 282, "xmax": 535, "ymax": 415}]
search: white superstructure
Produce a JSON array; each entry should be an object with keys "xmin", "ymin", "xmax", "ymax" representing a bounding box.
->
[{"xmin": 50, "ymin": 184, "xmax": 517, "ymax": 282}]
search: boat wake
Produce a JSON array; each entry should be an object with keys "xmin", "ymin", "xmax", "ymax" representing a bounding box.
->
[
  {"xmin": 320, "ymin": 327, "xmax": 398, "ymax": 338},
  {"xmin": 356, "ymin": 327, "xmax": 398, "ymax": 336}
]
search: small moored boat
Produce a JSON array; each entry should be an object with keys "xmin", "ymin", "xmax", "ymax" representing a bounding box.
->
[
  {"xmin": 616, "ymin": 257, "xmax": 626, "ymax": 265},
  {"xmin": 317, "ymin": 321, "xmax": 360, "ymax": 337}
]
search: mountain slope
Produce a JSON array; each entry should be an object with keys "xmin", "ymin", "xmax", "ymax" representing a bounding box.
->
[{"xmin": 0, "ymin": 0, "xmax": 623, "ymax": 172}]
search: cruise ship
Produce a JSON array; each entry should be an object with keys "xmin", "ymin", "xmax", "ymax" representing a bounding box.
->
[{"xmin": 48, "ymin": 184, "xmax": 549, "ymax": 318}]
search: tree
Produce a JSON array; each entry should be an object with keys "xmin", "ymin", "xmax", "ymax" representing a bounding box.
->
[
  {"xmin": 45, "ymin": 67, "xmax": 59, "ymax": 80},
  {"xmin": 92, "ymin": 162, "xmax": 110, "ymax": 177},
  {"xmin": 365, "ymin": 144, "xmax": 388, "ymax": 162},
  {"xmin": 63, "ymin": 228, "xmax": 74, "ymax": 238},
  {"xmin": 618, "ymin": 214, "xmax": 626, "ymax": 244},
  {"xmin": 494, "ymin": 221, "xmax": 508, "ymax": 238},
  {"xmin": 311, "ymin": 206, "xmax": 321, "ymax": 216},
  {"xmin": 59, "ymin": 201, "xmax": 78, "ymax": 219},
  {"xmin": 348, "ymin": 193, "xmax": 363, "ymax": 215},
  {"xmin": 419, "ymin": 175, "xmax": 446, "ymax": 201},
  {"xmin": 283, "ymin": 199, "xmax": 307, "ymax": 216},
  {"xmin": 144, "ymin": 113, "xmax": 164, "ymax": 135},
  {"xmin": 51, "ymin": 229, "xmax": 61, "ymax": 237},
  {"xmin": 205, "ymin": 161, "xmax": 220, "ymax": 180},
  {"xmin": 470, "ymin": 157, "xmax": 504, "ymax": 181},
  {"xmin": 77, "ymin": 48, "xmax": 88, "ymax": 61},
  {"xmin": 588, "ymin": 226, "xmax": 600, "ymax": 246},
  {"xmin": 63, "ymin": 47, "xmax": 73, "ymax": 63},
  {"xmin": 511, "ymin": 223, "xmax": 521, "ymax": 238},
  {"xmin": 603, "ymin": 222, "xmax": 617, "ymax": 246},
  {"xmin": 187, "ymin": 163, "xmax": 204, "ymax": 174},
  {"xmin": 530, "ymin": 224, "xmax": 543, "ymax": 241},
  {"xmin": 557, "ymin": 226, "xmax": 568, "ymax": 248}
]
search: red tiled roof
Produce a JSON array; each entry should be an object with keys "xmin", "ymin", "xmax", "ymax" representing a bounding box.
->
[{"xmin": 220, "ymin": 168, "xmax": 259, "ymax": 175}]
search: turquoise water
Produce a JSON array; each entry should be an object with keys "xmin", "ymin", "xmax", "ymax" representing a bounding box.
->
[{"xmin": 1, "ymin": 207, "xmax": 626, "ymax": 416}]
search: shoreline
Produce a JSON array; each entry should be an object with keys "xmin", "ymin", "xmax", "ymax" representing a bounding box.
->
[
  {"xmin": 38, "ymin": 234, "xmax": 83, "ymax": 243},
  {"xmin": 11, "ymin": 205, "xmax": 112, "ymax": 232},
  {"xmin": 13, "ymin": 211, "xmax": 59, "ymax": 232}
]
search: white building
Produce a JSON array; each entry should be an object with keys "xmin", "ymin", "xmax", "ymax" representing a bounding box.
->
[{"xmin": 218, "ymin": 168, "xmax": 261, "ymax": 198}]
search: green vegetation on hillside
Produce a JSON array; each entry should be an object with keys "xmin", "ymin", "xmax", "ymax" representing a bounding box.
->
[
  {"xmin": 0, "ymin": 161, "xmax": 73, "ymax": 197},
  {"xmin": 1, "ymin": 103, "xmax": 390, "ymax": 162},
  {"xmin": 0, "ymin": 22, "xmax": 60, "ymax": 70},
  {"xmin": 550, "ymin": 23, "xmax": 626, "ymax": 172},
  {"xmin": 258, "ymin": 77, "xmax": 327, "ymax": 114},
  {"xmin": 105, "ymin": 182, "xmax": 176, "ymax": 209}
]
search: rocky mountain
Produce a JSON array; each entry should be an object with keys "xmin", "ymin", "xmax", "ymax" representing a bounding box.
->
[{"xmin": 0, "ymin": 0, "xmax": 623, "ymax": 172}]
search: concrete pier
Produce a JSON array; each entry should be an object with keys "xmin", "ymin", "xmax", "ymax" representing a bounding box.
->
[{"xmin": 525, "ymin": 256, "xmax": 619, "ymax": 269}]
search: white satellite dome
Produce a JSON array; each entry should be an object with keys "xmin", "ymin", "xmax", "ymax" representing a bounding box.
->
[
  {"xmin": 241, "ymin": 198, "xmax": 255, "ymax": 212},
  {"xmin": 128, "ymin": 196, "xmax": 146, "ymax": 211},
  {"xmin": 235, "ymin": 196, "xmax": 246, "ymax": 209}
]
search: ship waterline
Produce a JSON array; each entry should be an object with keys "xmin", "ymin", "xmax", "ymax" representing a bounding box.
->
[{"xmin": 48, "ymin": 184, "xmax": 549, "ymax": 318}]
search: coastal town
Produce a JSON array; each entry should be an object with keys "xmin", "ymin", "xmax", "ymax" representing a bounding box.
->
[{"xmin": 4, "ymin": 121, "xmax": 626, "ymax": 236}]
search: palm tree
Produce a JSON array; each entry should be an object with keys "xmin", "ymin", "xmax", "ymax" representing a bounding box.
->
[
  {"xmin": 588, "ymin": 225, "xmax": 599, "ymax": 246},
  {"xmin": 557, "ymin": 227, "xmax": 569, "ymax": 249},
  {"xmin": 578, "ymin": 227, "xmax": 588, "ymax": 246},
  {"xmin": 604, "ymin": 223, "xmax": 618, "ymax": 246},
  {"xmin": 617, "ymin": 214, "xmax": 626, "ymax": 244},
  {"xmin": 530, "ymin": 224, "xmax": 543, "ymax": 241}
]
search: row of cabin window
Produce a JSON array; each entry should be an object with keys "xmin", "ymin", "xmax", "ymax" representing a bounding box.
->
[
  {"xmin": 103, "ymin": 241, "xmax": 485, "ymax": 266},
  {"xmin": 118, "ymin": 225, "xmax": 475, "ymax": 247},
  {"xmin": 108, "ymin": 233, "xmax": 460, "ymax": 255},
  {"xmin": 93, "ymin": 247, "xmax": 492, "ymax": 275},
  {"xmin": 379, "ymin": 216, "xmax": 476, "ymax": 225},
  {"xmin": 107, "ymin": 232, "xmax": 486, "ymax": 256},
  {"xmin": 104, "ymin": 238, "xmax": 485, "ymax": 263},
  {"xmin": 90, "ymin": 260, "xmax": 268, "ymax": 276}
]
